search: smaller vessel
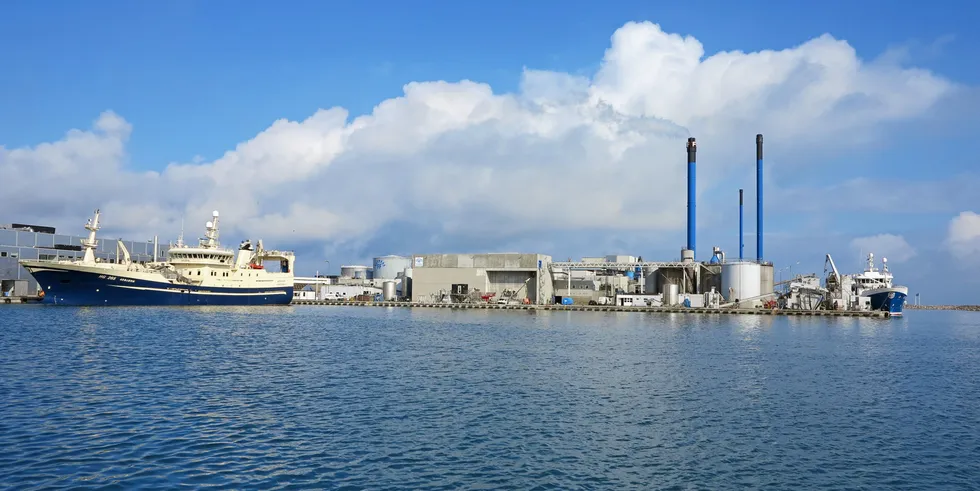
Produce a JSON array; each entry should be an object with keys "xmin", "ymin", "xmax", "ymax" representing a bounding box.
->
[
  {"xmin": 823, "ymin": 252, "xmax": 907, "ymax": 316},
  {"xmin": 850, "ymin": 253, "xmax": 907, "ymax": 316}
]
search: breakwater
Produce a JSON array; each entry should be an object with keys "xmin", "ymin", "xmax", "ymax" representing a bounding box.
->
[{"xmin": 906, "ymin": 304, "xmax": 980, "ymax": 312}]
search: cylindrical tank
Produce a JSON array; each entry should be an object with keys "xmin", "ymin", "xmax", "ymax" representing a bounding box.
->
[
  {"xmin": 663, "ymin": 283, "xmax": 679, "ymax": 306},
  {"xmin": 760, "ymin": 264, "xmax": 774, "ymax": 295},
  {"xmin": 373, "ymin": 255, "xmax": 412, "ymax": 280},
  {"xmin": 341, "ymin": 265, "xmax": 370, "ymax": 279},
  {"xmin": 626, "ymin": 270, "xmax": 635, "ymax": 280},
  {"xmin": 382, "ymin": 280, "xmax": 397, "ymax": 301},
  {"xmin": 402, "ymin": 267, "xmax": 413, "ymax": 299},
  {"xmin": 643, "ymin": 267, "xmax": 658, "ymax": 294},
  {"xmin": 721, "ymin": 262, "xmax": 762, "ymax": 302}
]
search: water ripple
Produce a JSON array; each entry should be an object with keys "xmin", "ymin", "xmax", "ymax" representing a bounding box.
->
[{"xmin": 1, "ymin": 306, "xmax": 978, "ymax": 488}]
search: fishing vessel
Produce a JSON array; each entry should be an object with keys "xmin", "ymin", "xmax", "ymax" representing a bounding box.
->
[
  {"xmin": 851, "ymin": 253, "xmax": 907, "ymax": 316},
  {"xmin": 824, "ymin": 252, "xmax": 907, "ymax": 316},
  {"xmin": 20, "ymin": 209, "xmax": 295, "ymax": 306}
]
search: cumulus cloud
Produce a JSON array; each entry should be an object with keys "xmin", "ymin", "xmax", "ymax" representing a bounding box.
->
[
  {"xmin": 946, "ymin": 211, "xmax": 980, "ymax": 262},
  {"xmin": 849, "ymin": 234, "xmax": 917, "ymax": 264},
  {"xmin": 0, "ymin": 21, "xmax": 956, "ymax": 262}
]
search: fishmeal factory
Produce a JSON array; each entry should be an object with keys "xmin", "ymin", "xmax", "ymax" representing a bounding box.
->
[{"xmin": 292, "ymin": 134, "xmax": 776, "ymax": 308}]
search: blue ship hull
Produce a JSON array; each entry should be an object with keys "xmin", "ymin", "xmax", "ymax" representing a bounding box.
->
[
  {"xmin": 29, "ymin": 267, "xmax": 293, "ymax": 306},
  {"xmin": 868, "ymin": 289, "xmax": 906, "ymax": 316}
]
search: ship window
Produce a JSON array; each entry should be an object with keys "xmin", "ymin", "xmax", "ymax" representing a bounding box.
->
[{"xmin": 197, "ymin": 271, "xmax": 201, "ymax": 275}]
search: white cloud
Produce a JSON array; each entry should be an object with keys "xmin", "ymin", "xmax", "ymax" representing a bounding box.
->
[
  {"xmin": 0, "ymin": 21, "xmax": 956, "ymax": 257},
  {"xmin": 946, "ymin": 211, "xmax": 980, "ymax": 262},
  {"xmin": 849, "ymin": 234, "xmax": 917, "ymax": 264}
]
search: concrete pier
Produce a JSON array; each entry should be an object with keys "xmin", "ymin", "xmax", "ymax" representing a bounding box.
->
[
  {"xmin": 289, "ymin": 300, "xmax": 891, "ymax": 317},
  {"xmin": 0, "ymin": 296, "xmax": 42, "ymax": 304}
]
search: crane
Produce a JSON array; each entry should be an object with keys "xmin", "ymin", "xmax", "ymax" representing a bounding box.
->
[{"xmin": 824, "ymin": 254, "xmax": 841, "ymax": 291}]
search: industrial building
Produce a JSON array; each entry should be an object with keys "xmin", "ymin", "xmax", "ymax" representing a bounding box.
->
[
  {"xmin": 0, "ymin": 221, "xmax": 169, "ymax": 297},
  {"xmin": 408, "ymin": 253, "xmax": 554, "ymax": 305}
]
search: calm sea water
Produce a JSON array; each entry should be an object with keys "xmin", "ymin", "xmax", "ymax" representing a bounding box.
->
[{"xmin": 1, "ymin": 306, "xmax": 978, "ymax": 489}]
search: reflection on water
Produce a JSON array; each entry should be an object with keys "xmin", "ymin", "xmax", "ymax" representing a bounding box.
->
[{"xmin": 1, "ymin": 306, "xmax": 978, "ymax": 489}]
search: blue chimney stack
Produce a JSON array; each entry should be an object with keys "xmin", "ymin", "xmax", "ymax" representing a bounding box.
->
[
  {"xmin": 687, "ymin": 137, "xmax": 696, "ymax": 258},
  {"xmin": 756, "ymin": 134, "xmax": 764, "ymax": 261}
]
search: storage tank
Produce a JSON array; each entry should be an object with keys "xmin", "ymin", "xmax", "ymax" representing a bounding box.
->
[
  {"xmin": 373, "ymin": 255, "xmax": 411, "ymax": 280},
  {"xmin": 340, "ymin": 265, "xmax": 370, "ymax": 279},
  {"xmin": 663, "ymin": 283, "xmax": 679, "ymax": 306},
  {"xmin": 402, "ymin": 267, "xmax": 413, "ymax": 299},
  {"xmin": 625, "ymin": 270, "xmax": 635, "ymax": 280},
  {"xmin": 760, "ymin": 264, "xmax": 774, "ymax": 295},
  {"xmin": 382, "ymin": 281, "xmax": 397, "ymax": 301},
  {"xmin": 643, "ymin": 267, "xmax": 658, "ymax": 294},
  {"xmin": 721, "ymin": 262, "xmax": 762, "ymax": 302}
]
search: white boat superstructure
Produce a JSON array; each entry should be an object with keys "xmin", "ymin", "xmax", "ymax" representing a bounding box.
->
[{"xmin": 849, "ymin": 253, "xmax": 903, "ymax": 295}]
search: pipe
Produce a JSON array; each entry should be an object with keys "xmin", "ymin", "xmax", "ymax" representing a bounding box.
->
[
  {"xmin": 687, "ymin": 137, "xmax": 696, "ymax": 258},
  {"xmin": 756, "ymin": 134, "xmax": 763, "ymax": 261},
  {"xmin": 739, "ymin": 189, "xmax": 744, "ymax": 260}
]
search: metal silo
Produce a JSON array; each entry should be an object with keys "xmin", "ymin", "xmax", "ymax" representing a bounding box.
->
[
  {"xmin": 721, "ymin": 262, "xmax": 762, "ymax": 303},
  {"xmin": 382, "ymin": 281, "xmax": 397, "ymax": 301}
]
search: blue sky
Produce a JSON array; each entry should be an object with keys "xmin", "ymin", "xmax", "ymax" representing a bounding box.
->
[
  {"xmin": 3, "ymin": 0, "xmax": 975, "ymax": 164},
  {"xmin": 2, "ymin": 0, "xmax": 980, "ymax": 302}
]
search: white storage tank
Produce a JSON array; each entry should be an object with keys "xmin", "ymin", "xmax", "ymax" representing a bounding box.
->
[
  {"xmin": 340, "ymin": 265, "xmax": 370, "ymax": 279},
  {"xmin": 382, "ymin": 281, "xmax": 397, "ymax": 301},
  {"xmin": 662, "ymin": 283, "xmax": 679, "ymax": 306},
  {"xmin": 373, "ymin": 255, "xmax": 411, "ymax": 280},
  {"xmin": 721, "ymin": 262, "xmax": 762, "ymax": 302}
]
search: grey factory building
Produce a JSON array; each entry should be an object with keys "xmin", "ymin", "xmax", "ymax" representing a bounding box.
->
[
  {"xmin": 0, "ymin": 222, "xmax": 168, "ymax": 296},
  {"xmin": 408, "ymin": 253, "xmax": 554, "ymax": 305}
]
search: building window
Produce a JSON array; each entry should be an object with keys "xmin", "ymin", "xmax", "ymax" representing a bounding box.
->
[{"xmin": 0, "ymin": 252, "xmax": 6, "ymax": 257}]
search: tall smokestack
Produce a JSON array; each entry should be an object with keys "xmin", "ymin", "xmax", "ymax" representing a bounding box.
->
[
  {"xmin": 687, "ymin": 137, "xmax": 696, "ymax": 258},
  {"xmin": 756, "ymin": 134, "xmax": 764, "ymax": 261},
  {"xmin": 739, "ymin": 189, "xmax": 744, "ymax": 260}
]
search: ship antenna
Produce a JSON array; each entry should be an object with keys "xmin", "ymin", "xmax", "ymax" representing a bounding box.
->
[{"xmin": 176, "ymin": 217, "xmax": 185, "ymax": 248}]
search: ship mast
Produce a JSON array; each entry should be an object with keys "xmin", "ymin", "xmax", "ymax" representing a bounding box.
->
[
  {"xmin": 175, "ymin": 217, "xmax": 186, "ymax": 248},
  {"xmin": 80, "ymin": 209, "xmax": 101, "ymax": 264},
  {"xmin": 200, "ymin": 210, "xmax": 220, "ymax": 249}
]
